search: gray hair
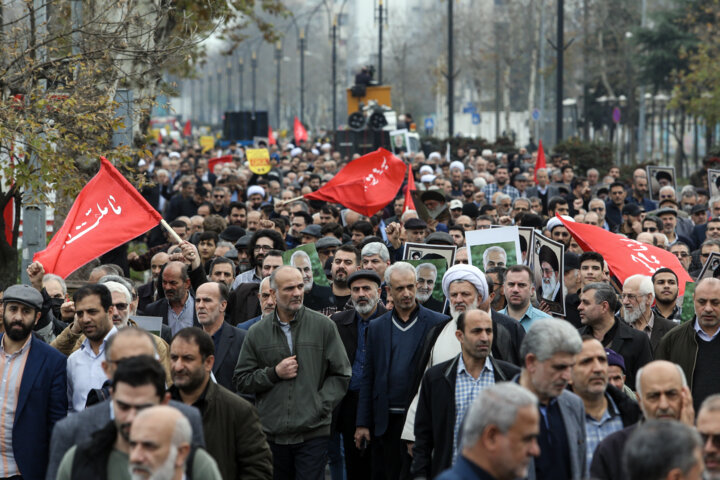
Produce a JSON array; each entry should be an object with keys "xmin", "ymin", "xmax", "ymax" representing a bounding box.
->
[
  {"xmin": 483, "ymin": 246, "xmax": 507, "ymax": 266},
  {"xmin": 680, "ymin": 185, "xmax": 697, "ymax": 198},
  {"xmin": 635, "ymin": 362, "xmax": 687, "ymax": 398},
  {"xmin": 710, "ymin": 195, "xmax": 720, "ymax": 210},
  {"xmin": 460, "ymin": 383, "xmax": 538, "ymax": 448},
  {"xmin": 259, "ymin": 276, "xmax": 271, "ymax": 291},
  {"xmin": 415, "ymin": 262, "xmax": 437, "ymax": 280},
  {"xmin": 699, "ymin": 393, "xmax": 720, "ymax": 414},
  {"xmin": 361, "ymin": 242, "xmax": 390, "ymax": 262},
  {"xmin": 658, "ymin": 185, "xmax": 676, "ymax": 197},
  {"xmin": 42, "ymin": 273, "xmax": 67, "ymax": 295},
  {"xmin": 624, "ymin": 274, "xmax": 654, "ymax": 299},
  {"xmin": 98, "ymin": 274, "xmax": 135, "ymax": 298},
  {"xmin": 520, "ymin": 318, "xmax": 582, "ymax": 364},
  {"xmin": 496, "ymin": 193, "xmax": 511, "ymax": 204},
  {"xmin": 103, "ymin": 281, "xmax": 132, "ymax": 304},
  {"xmin": 586, "ymin": 168, "xmax": 599, "ymax": 176},
  {"xmin": 623, "ymin": 420, "xmax": 701, "ymax": 480},
  {"xmin": 216, "ymin": 240, "xmax": 234, "ymax": 249},
  {"xmin": 400, "ymin": 210, "xmax": 418, "ymax": 223},
  {"xmin": 290, "ymin": 200, "xmax": 309, "ymax": 213},
  {"xmin": 536, "ymin": 168, "xmax": 547, "ymax": 176},
  {"xmin": 290, "ymin": 249, "xmax": 311, "ymax": 266},
  {"xmin": 384, "ymin": 262, "xmax": 417, "ymax": 287},
  {"xmin": 512, "ymin": 197, "xmax": 530, "ymax": 208},
  {"xmin": 581, "ymin": 282, "xmax": 618, "ymax": 311},
  {"xmin": 171, "ymin": 415, "xmax": 193, "ymax": 447}
]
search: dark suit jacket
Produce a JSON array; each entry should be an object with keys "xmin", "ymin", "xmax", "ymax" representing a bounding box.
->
[
  {"xmin": 579, "ymin": 319, "xmax": 653, "ymax": 388},
  {"xmin": 411, "ymin": 354, "xmax": 520, "ymax": 478},
  {"xmin": 650, "ymin": 313, "xmax": 676, "ymax": 353},
  {"xmin": 227, "ymin": 282, "xmax": 261, "ymax": 326},
  {"xmin": 332, "ymin": 304, "xmax": 389, "ymax": 366},
  {"xmin": 420, "ymin": 296, "xmax": 446, "ymax": 313},
  {"xmin": 525, "ymin": 184, "xmax": 560, "ymax": 199},
  {"xmin": 356, "ymin": 304, "xmax": 449, "ymax": 437},
  {"xmin": 213, "ymin": 322, "xmax": 247, "ymax": 391},
  {"xmin": 46, "ymin": 398, "xmax": 205, "ymax": 480},
  {"xmin": 491, "ymin": 309, "xmax": 526, "ymax": 366},
  {"xmin": 8, "ymin": 335, "xmax": 67, "ymax": 480},
  {"xmin": 140, "ymin": 296, "xmax": 200, "ymax": 330},
  {"xmin": 303, "ymin": 283, "xmax": 336, "ymax": 312},
  {"xmin": 137, "ymin": 279, "xmax": 155, "ymax": 313}
]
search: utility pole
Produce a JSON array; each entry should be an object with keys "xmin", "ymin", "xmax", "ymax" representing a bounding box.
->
[
  {"xmin": 448, "ymin": 0, "xmax": 454, "ymax": 137},
  {"xmin": 332, "ymin": 15, "xmax": 337, "ymax": 131},
  {"xmin": 275, "ymin": 40, "xmax": 282, "ymax": 128},
  {"xmin": 556, "ymin": 0, "xmax": 564, "ymax": 143},
  {"xmin": 637, "ymin": 0, "xmax": 648, "ymax": 163},
  {"xmin": 22, "ymin": 0, "xmax": 49, "ymax": 284},
  {"xmin": 299, "ymin": 28, "xmax": 305, "ymax": 122},
  {"xmin": 226, "ymin": 59, "xmax": 232, "ymax": 113},
  {"xmin": 251, "ymin": 51, "xmax": 258, "ymax": 116},
  {"xmin": 536, "ymin": 1, "xmax": 546, "ymax": 143},
  {"xmin": 238, "ymin": 57, "xmax": 244, "ymax": 111},
  {"xmin": 377, "ymin": 0, "xmax": 383, "ymax": 84}
]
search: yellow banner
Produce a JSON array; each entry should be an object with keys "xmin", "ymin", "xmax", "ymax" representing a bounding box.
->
[
  {"xmin": 246, "ymin": 148, "xmax": 271, "ymax": 175},
  {"xmin": 199, "ymin": 136, "xmax": 215, "ymax": 153}
]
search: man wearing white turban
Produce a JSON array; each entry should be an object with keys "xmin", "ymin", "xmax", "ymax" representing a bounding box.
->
[{"xmin": 401, "ymin": 264, "xmax": 526, "ymax": 446}]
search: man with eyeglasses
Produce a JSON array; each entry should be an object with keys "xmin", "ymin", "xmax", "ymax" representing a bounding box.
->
[
  {"xmin": 621, "ymin": 275, "xmax": 675, "ymax": 354},
  {"xmin": 474, "ymin": 215, "xmax": 493, "ymax": 230},
  {"xmin": 588, "ymin": 198, "xmax": 610, "ymax": 230},
  {"xmin": 232, "ymin": 229, "xmax": 285, "ymax": 288},
  {"xmin": 658, "ymin": 277, "xmax": 720, "ymax": 412},
  {"xmin": 577, "ymin": 282, "xmax": 653, "ymax": 388},
  {"xmin": 652, "ymin": 268, "xmax": 682, "ymax": 323},
  {"xmin": 670, "ymin": 242, "xmax": 692, "ymax": 272},
  {"xmin": 642, "ymin": 216, "xmax": 661, "ymax": 234},
  {"xmin": 697, "ymin": 394, "xmax": 720, "ymax": 480}
]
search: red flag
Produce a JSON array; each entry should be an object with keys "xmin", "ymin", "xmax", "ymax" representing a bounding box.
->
[
  {"xmin": 534, "ymin": 140, "xmax": 546, "ymax": 183},
  {"xmin": 305, "ymin": 148, "xmax": 407, "ymax": 217},
  {"xmin": 208, "ymin": 155, "xmax": 233, "ymax": 173},
  {"xmin": 3, "ymin": 198, "xmax": 13, "ymax": 245},
  {"xmin": 183, "ymin": 120, "xmax": 192, "ymax": 137},
  {"xmin": 403, "ymin": 165, "xmax": 416, "ymax": 213},
  {"xmin": 558, "ymin": 215, "xmax": 693, "ymax": 295},
  {"xmin": 156, "ymin": 130, "xmax": 163, "ymax": 145},
  {"xmin": 33, "ymin": 158, "xmax": 163, "ymax": 278},
  {"xmin": 268, "ymin": 126, "xmax": 276, "ymax": 145},
  {"xmin": 294, "ymin": 117, "xmax": 308, "ymax": 143}
]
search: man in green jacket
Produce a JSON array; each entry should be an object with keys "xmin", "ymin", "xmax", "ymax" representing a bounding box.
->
[
  {"xmin": 170, "ymin": 327, "xmax": 273, "ymax": 480},
  {"xmin": 234, "ymin": 265, "xmax": 352, "ymax": 479}
]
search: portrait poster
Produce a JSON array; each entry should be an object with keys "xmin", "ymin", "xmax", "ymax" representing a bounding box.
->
[
  {"xmin": 532, "ymin": 233, "xmax": 566, "ymax": 316},
  {"xmin": 405, "ymin": 258, "xmax": 448, "ymax": 304},
  {"xmin": 646, "ymin": 165, "xmax": 676, "ymax": 201},
  {"xmin": 708, "ymin": 169, "xmax": 720, "ymax": 200},
  {"xmin": 402, "ymin": 242, "xmax": 456, "ymax": 271},
  {"xmin": 696, "ymin": 251, "xmax": 720, "ymax": 283},
  {"xmin": 517, "ymin": 226, "xmax": 535, "ymax": 267},
  {"xmin": 282, "ymin": 243, "xmax": 330, "ymax": 287},
  {"xmin": 466, "ymin": 226, "xmax": 521, "ymax": 273},
  {"xmin": 389, "ymin": 129, "xmax": 409, "ymax": 154}
]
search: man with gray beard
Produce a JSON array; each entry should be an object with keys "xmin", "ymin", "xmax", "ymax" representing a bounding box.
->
[
  {"xmin": 401, "ymin": 264, "xmax": 525, "ymax": 447},
  {"xmin": 415, "ymin": 263, "xmax": 444, "ymax": 313},
  {"xmin": 331, "ymin": 270, "xmax": 388, "ymax": 480},
  {"xmin": 621, "ymin": 274, "xmax": 675, "ymax": 354}
]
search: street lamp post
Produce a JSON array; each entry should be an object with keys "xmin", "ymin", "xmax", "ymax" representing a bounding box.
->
[
  {"xmin": 275, "ymin": 40, "xmax": 282, "ymax": 128},
  {"xmin": 332, "ymin": 15, "xmax": 337, "ymax": 132},
  {"xmin": 226, "ymin": 59, "xmax": 232, "ymax": 113},
  {"xmin": 238, "ymin": 57, "xmax": 244, "ymax": 111},
  {"xmin": 299, "ymin": 28, "xmax": 305, "ymax": 122},
  {"xmin": 251, "ymin": 51, "xmax": 258, "ymax": 116}
]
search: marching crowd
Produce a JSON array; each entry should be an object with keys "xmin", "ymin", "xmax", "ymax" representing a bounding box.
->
[{"xmin": 1, "ymin": 140, "xmax": 719, "ymax": 480}]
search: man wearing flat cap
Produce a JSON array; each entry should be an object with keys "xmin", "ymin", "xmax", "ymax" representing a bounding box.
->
[
  {"xmin": 331, "ymin": 270, "xmax": 388, "ymax": 480},
  {"xmin": 0, "ymin": 284, "xmax": 68, "ymax": 479}
]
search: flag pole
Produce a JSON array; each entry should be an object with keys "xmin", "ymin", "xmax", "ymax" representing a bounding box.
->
[
  {"xmin": 160, "ymin": 219, "xmax": 184, "ymax": 244},
  {"xmin": 275, "ymin": 195, "xmax": 305, "ymax": 206}
]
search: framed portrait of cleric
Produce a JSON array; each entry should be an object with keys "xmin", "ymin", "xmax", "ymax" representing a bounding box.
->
[
  {"xmin": 405, "ymin": 258, "xmax": 448, "ymax": 305},
  {"xmin": 282, "ymin": 243, "xmax": 331, "ymax": 287},
  {"xmin": 402, "ymin": 242, "xmax": 456, "ymax": 272},
  {"xmin": 697, "ymin": 251, "xmax": 720, "ymax": 282},
  {"xmin": 389, "ymin": 128, "xmax": 409, "ymax": 154},
  {"xmin": 646, "ymin": 165, "xmax": 676, "ymax": 201},
  {"xmin": 532, "ymin": 233, "xmax": 566, "ymax": 317},
  {"xmin": 708, "ymin": 169, "xmax": 720, "ymax": 199},
  {"xmin": 517, "ymin": 227, "xmax": 535, "ymax": 267},
  {"xmin": 466, "ymin": 226, "xmax": 521, "ymax": 273}
]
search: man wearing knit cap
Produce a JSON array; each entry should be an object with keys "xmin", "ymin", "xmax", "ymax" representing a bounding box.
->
[
  {"xmin": 401, "ymin": 264, "xmax": 526, "ymax": 445},
  {"xmin": 246, "ymin": 185, "xmax": 265, "ymax": 211}
]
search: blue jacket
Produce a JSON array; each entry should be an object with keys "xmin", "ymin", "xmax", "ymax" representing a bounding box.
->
[
  {"xmin": 436, "ymin": 456, "xmax": 497, "ymax": 480},
  {"xmin": 9, "ymin": 334, "xmax": 68, "ymax": 480},
  {"xmin": 356, "ymin": 304, "xmax": 448, "ymax": 436}
]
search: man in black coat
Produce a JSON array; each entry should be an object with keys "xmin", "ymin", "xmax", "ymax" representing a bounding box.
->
[
  {"xmin": 141, "ymin": 261, "xmax": 200, "ymax": 335},
  {"xmin": 331, "ymin": 270, "xmax": 387, "ymax": 480},
  {"xmin": 577, "ymin": 282, "xmax": 653, "ymax": 388},
  {"xmin": 194, "ymin": 282, "xmax": 245, "ymax": 391},
  {"xmin": 411, "ymin": 309, "xmax": 519, "ymax": 478}
]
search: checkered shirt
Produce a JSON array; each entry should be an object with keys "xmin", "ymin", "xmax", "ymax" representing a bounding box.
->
[
  {"xmin": 585, "ymin": 394, "xmax": 624, "ymax": 475},
  {"xmin": 482, "ymin": 183, "xmax": 521, "ymax": 203},
  {"xmin": 453, "ymin": 355, "xmax": 495, "ymax": 461}
]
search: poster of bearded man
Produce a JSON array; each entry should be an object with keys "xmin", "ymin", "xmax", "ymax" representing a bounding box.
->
[{"xmin": 532, "ymin": 233, "xmax": 566, "ymax": 316}]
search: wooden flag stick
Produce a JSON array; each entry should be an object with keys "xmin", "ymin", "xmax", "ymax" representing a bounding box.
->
[
  {"xmin": 275, "ymin": 195, "xmax": 305, "ymax": 206},
  {"xmin": 160, "ymin": 219, "xmax": 184, "ymax": 244}
]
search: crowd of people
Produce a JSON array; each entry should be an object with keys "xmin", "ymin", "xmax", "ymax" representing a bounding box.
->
[{"xmin": 2, "ymin": 139, "xmax": 720, "ymax": 480}]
